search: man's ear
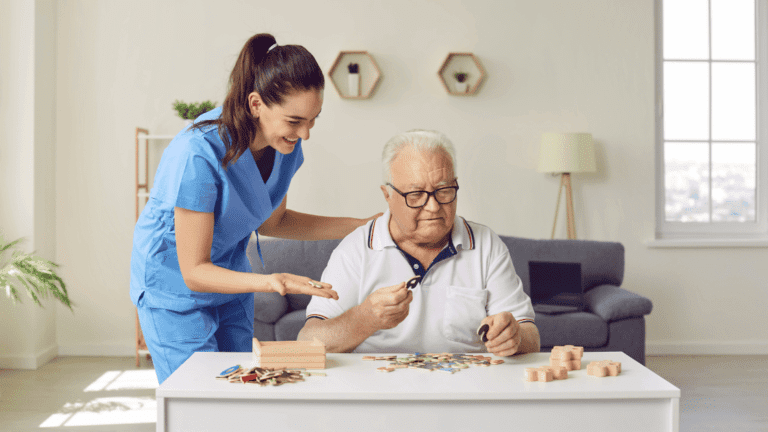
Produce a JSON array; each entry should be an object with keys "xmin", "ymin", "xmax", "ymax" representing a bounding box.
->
[
  {"xmin": 380, "ymin": 185, "xmax": 390, "ymax": 200},
  {"xmin": 247, "ymin": 92, "xmax": 263, "ymax": 118}
]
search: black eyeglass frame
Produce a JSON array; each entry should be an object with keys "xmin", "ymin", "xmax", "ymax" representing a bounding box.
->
[{"xmin": 386, "ymin": 179, "xmax": 460, "ymax": 209}]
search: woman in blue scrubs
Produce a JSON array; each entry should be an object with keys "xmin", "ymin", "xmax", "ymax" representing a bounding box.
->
[{"xmin": 130, "ymin": 33, "xmax": 378, "ymax": 384}]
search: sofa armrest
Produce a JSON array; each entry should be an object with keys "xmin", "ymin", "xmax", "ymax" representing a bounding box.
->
[{"xmin": 583, "ymin": 284, "xmax": 653, "ymax": 322}]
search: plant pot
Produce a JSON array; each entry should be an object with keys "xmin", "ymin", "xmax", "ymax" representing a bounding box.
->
[
  {"xmin": 348, "ymin": 73, "xmax": 360, "ymax": 97},
  {"xmin": 185, "ymin": 119, "xmax": 193, "ymax": 127},
  {"xmin": 455, "ymin": 82, "xmax": 469, "ymax": 93}
]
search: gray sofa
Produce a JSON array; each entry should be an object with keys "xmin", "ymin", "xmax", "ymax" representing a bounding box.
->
[{"xmin": 247, "ymin": 235, "xmax": 653, "ymax": 364}]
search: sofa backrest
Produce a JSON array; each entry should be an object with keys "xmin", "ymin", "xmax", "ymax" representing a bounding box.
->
[
  {"xmin": 247, "ymin": 237, "xmax": 342, "ymax": 311},
  {"xmin": 499, "ymin": 236, "xmax": 624, "ymax": 296},
  {"xmin": 247, "ymin": 235, "xmax": 625, "ymax": 309}
]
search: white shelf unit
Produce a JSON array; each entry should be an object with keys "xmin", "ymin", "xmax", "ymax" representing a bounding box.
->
[{"xmin": 134, "ymin": 127, "xmax": 174, "ymax": 366}]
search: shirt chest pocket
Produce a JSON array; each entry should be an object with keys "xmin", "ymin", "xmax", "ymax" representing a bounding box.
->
[{"xmin": 442, "ymin": 285, "xmax": 488, "ymax": 344}]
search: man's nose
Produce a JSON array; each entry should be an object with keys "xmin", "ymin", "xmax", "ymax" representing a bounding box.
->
[{"xmin": 423, "ymin": 193, "xmax": 441, "ymax": 211}]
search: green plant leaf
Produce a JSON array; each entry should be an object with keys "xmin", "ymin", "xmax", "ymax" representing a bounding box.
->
[{"xmin": 0, "ymin": 236, "xmax": 73, "ymax": 310}]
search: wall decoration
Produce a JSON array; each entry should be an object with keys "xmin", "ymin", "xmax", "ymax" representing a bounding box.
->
[
  {"xmin": 328, "ymin": 51, "xmax": 381, "ymax": 99},
  {"xmin": 438, "ymin": 52, "xmax": 486, "ymax": 96}
]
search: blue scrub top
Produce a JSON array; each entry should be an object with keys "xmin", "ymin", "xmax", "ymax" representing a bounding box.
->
[{"xmin": 130, "ymin": 107, "xmax": 303, "ymax": 312}]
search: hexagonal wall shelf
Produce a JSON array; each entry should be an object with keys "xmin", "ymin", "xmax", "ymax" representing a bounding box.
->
[
  {"xmin": 328, "ymin": 51, "xmax": 381, "ymax": 100},
  {"xmin": 438, "ymin": 52, "xmax": 486, "ymax": 96}
]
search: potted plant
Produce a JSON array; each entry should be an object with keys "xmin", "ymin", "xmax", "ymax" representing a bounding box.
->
[
  {"xmin": 453, "ymin": 72, "xmax": 470, "ymax": 93},
  {"xmin": 347, "ymin": 63, "xmax": 360, "ymax": 97},
  {"xmin": 172, "ymin": 100, "xmax": 217, "ymax": 125},
  {"xmin": 1, "ymin": 236, "xmax": 72, "ymax": 310}
]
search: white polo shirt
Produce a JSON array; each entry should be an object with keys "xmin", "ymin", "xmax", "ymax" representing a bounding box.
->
[{"xmin": 305, "ymin": 210, "xmax": 535, "ymax": 353}]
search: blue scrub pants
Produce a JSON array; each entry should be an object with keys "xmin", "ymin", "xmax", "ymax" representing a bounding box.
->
[{"xmin": 137, "ymin": 295, "xmax": 255, "ymax": 384}]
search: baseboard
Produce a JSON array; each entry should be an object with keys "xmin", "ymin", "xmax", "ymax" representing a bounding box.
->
[
  {"xmin": 647, "ymin": 340, "xmax": 768, "ymax": 356},
  {"xmin": 0, "ymin": 344, "xmax": 58, "ymax": 369},
  {"xmin": 57, "ymin": 343, "xmax": 135, "ymax": 357}
]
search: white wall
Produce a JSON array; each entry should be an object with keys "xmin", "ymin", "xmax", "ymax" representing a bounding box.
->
[
  {"xmin": 0, "ymin": 0, "xmax": 58, "ymax": 368},
  {"xmin": 26, "ymin": 0, "xmax": 764, "ymax": 362}
]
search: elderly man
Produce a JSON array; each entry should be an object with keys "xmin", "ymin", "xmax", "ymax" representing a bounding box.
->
[{"xmin": 298, "ymin": 130, "xmax": 539, "ymax": 356}]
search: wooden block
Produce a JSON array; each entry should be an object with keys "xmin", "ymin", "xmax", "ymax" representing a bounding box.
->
[
  {"xmin": 525, "ymin": 366, "xmax": 568, "ymax": 382},
  {"xmin": 549, "ymin": 358, "xmax": 581, "ymax": 371},
  {"xmin": 551, "ymin": 345, "xmax": 584, "ymax": 361},
  {"xmin": 257, "ymin": 361, "xmax": 326, "ymax": 369},
  {"xmin": 587, "ymin": 360, "xmax": 622, "ymax": 377},
  {"xmin": 524, "ymin": 368, "xmax": 538, "ymax": 382},
  {"xmin": 252, "ymin": 337, "xmax": 326, "ymax": 369},
  {"xmin": 252, "ymin": 337, "xmax": 326, "ymax": 355},
  {"xmin": 537, "ymin": 368, "xmax": 554, "ymax": 382},
  {"xmin": 551, "ymin": 366, "xmax": 568, "ymax": 380}
]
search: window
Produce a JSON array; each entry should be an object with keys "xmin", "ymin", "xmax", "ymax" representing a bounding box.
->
[{"xmin": 656, "ymin": 0, "xmax": 767, "ymax": 238}]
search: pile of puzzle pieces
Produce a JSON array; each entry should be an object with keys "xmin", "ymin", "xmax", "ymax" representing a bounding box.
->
[
  {"xmin": 215, "ymin": 364, "xmax": 326, "ymax": 387},
  {"xmin": 365, "ymin": 353, "xmax": 504, "ymax": 373},
  {"xmin": 524, "ymin": 345, "xmax": 622, "ymax": 382}
]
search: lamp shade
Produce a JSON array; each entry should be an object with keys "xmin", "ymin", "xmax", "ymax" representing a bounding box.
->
[{"xmin": 537, "ymin": 132, "xmax": 596, "ymax": 173}]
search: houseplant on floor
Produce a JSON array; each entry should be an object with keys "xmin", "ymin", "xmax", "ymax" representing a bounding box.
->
[{"xmin": 1, "ymin": 236, "xmax": 72, "ymax": 310}]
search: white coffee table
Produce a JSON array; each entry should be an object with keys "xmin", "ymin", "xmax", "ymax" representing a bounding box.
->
[{"xmin": 156, "ymin": 351, "xmax": 679, "ymax": 432}]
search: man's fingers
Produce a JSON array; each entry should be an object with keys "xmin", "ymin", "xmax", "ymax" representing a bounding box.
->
[{"xmin": 490, "ymin": 336, "xmax": 520, "ymax": 356}]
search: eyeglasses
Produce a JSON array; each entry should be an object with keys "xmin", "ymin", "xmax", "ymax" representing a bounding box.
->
[{"xmin": 386, "ymin": 179, "xmax": 459, "ymax": 208}]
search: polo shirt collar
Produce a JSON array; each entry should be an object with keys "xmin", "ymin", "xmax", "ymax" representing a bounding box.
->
[{"xmin": 368, "ymin": 209, "xmax": 475, "ymax": 251}]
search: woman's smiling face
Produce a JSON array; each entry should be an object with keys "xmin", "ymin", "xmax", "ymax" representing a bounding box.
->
[{"xmin": 249, "ymin": 88, "xmax": 323, "ymax": 154}]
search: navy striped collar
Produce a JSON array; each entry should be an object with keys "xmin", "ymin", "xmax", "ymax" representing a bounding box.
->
[{"xmin": 367, "ymin": 210, "xmax": 475, "ymax": 251}]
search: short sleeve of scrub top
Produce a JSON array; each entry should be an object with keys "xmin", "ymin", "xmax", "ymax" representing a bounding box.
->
[{"xmin": 130, "ymin": 107, "xmax": 304, "ymax": 312}]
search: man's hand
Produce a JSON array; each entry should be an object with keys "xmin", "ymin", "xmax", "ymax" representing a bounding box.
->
[
  {"xmin": 361, "ymin": 281, "xmax": 413, "ymax": 330},
  {"xmin": 480, "ymin": 312, "xmax": 522, "ymax": 356}
]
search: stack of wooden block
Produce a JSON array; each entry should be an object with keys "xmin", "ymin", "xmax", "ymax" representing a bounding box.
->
[
  {"xmin": 252, "ymin": 337, "xmax": 326, "ymax": 369},
  {"xmin": 549, "ymin": 345, "xmax": 584, "ymax": 371}
]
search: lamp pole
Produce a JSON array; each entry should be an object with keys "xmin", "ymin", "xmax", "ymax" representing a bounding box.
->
[{"xmin": 551, "ymin": 172, "xmax": 577, "ymax": 240}]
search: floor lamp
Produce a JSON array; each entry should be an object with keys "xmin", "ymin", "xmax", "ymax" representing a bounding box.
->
[{"xmin": 537, "ymin": 133, "xmax": 596, "ymax": 239}]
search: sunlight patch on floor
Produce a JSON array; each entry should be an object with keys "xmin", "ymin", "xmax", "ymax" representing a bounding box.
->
[
  {"xmin": 39, "ymin": 369, "xmax": 158, "ymax": 427},
  {"xmin": 84, "ymin": 369, "xmax": 159, "ymax": 391},
  {"xmin": 39, "ymin": 396, "xmax": 156, "ymax": 427}
]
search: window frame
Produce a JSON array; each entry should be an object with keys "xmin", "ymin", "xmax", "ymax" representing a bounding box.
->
[{"xmin": 655, "ymin": 0, "xmax": 768, "ymax": 239}]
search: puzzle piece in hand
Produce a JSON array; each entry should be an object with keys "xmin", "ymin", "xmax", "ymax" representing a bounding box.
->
[
  {"xmin": 587, "ymin": 360, "xmax": 622, "ymax": 377},
  {"xmin": 406, "ymin": 275, "xmax": 421, "ymax": 290},
  {"xmin": 549, "ymin": 345, "xmax": 584, "ymax": 371},
  {"xmin": 477, "ymin": 323, "xmax": 490, "ymax": 343}
]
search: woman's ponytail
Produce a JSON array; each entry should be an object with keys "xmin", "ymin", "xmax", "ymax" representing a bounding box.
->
[{"xmin": 195, "ymin": 33, "xmax": 323, "ymax": 169}]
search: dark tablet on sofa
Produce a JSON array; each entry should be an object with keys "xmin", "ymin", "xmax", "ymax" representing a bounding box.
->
[{"xmin": 529, "ymin": 261, "xmax": 584, "ymax": 314}]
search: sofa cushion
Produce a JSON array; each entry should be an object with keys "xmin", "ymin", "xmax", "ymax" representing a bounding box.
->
[
  {"xmin": 535, "ymin": 312, "xmax": 608, "ymax": 348},
  {"xmin": 253, "ymin": 291, "xmax": 288, "ymax": 324},
  {"xmin": 585, "ymin": 284, "xmax": 653, "ymax": 322},
  {"xmin": 248, "ymin": 237, "xmax": 342, "ymax": 280},
  {"xmin": 275, "ymin": 309, "xmax": 308, "ymax": 341},
  {"xmin": 287, "ymin": 293, "xmax": 312, "ymax": 312}
]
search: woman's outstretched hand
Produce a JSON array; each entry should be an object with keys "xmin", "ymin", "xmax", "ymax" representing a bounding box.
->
[{"xmin": 267, "ymin": 273, "xmax": 339, "ymax": 300}]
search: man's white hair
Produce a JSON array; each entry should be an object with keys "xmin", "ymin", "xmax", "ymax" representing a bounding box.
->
[{"xmin": 381, "ymin": 129, "xmax": 457, "ymax": 184}]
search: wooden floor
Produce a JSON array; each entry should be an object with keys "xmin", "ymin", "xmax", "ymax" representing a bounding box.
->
[{"xmin": 1, "ymin": 355, "xmax": 766, "ymax": 431}]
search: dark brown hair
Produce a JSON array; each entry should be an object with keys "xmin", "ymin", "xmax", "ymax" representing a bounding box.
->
[{"xmin": 195, "ymin": 33, "xmax": 324, "ymax": 168}]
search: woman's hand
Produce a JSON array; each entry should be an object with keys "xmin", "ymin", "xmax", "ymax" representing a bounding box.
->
[{"xmin": 266, "ymin": 273, "xmax": 339, "ymax": 300}]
